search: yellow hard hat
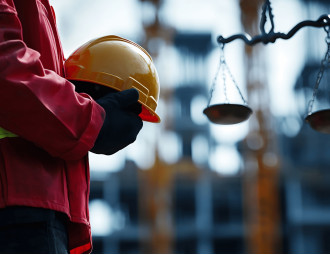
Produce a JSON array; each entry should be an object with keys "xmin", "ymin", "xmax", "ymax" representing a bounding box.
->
[{"xmin": 65, "ymin": 35, "xmax": 161, "ymax": 123}]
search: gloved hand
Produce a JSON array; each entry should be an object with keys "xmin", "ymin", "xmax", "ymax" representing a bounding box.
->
[{"xmin": 91, "ymin": 88, "xmax": 143, "ymax": 155}]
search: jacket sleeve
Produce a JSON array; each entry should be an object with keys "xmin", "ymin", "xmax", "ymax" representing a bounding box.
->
[{"xmin": 0, "ymin": 0, "xmax": 105, "ymax": 160}]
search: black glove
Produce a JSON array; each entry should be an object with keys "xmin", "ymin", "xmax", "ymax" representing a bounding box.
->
[{"xmin": 91, "ymin": 88, "xmax": 143, "ymax": 155}]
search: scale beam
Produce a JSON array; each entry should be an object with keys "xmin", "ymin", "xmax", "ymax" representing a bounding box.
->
[{"xmin": 217, "ymin": 14, "xmax": 330, "ymax": 46}]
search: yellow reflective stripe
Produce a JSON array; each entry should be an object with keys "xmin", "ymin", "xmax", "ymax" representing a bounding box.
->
[{"xmin": 0, "ymin": 127, "xmax": 18, "ymax": 139}]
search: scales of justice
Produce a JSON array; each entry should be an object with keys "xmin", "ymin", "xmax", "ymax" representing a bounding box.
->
[{"xmin": 203, "ymin": 0, "xmax": 330, "ymax": 134}]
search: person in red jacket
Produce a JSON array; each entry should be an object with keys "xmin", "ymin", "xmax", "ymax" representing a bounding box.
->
[{"xmin": 0, "ymin": 0, "xmax": 146, "ymax": 253}]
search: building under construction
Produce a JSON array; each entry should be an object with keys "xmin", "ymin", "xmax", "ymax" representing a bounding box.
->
[{"xmin": 48, "ymin": 0, "xmax": 330, "ymax": 253}]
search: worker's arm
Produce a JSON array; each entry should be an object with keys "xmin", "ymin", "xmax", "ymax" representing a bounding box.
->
[{"xmin": 0, "ymin": 0, "xmax": 105, "ymax": 160}]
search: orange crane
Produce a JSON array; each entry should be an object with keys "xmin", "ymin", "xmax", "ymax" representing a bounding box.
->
[
  {"xmin": 138, "ymin": 0, "xmax": 175, "ymax": 253},
  {"xmin": 239, "ymin": 0, "xmax": 282, "ymax": 253}
]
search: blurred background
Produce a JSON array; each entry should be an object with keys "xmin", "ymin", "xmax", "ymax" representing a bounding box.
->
[{"xmin": 50, "ymin": 0, "xmax": 330, "ymax": 253}]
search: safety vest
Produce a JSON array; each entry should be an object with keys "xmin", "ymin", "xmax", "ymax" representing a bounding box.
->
[{"xmin": 0, "ymin": 127, "xmax": 18, "ymax": 139}]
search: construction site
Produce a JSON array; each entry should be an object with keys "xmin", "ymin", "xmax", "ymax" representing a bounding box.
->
[{"xmin": 50, "ymin": 0, "xmax": 330, "ymax": 253}]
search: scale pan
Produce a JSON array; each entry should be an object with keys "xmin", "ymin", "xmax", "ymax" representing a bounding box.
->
[
  {"xmin": 203, "ymin": 104, "xmax": 252, "ymax": 125},
  {"xmin": 305, "ymin": 109, "xmax": 330, "ymax": 134}
]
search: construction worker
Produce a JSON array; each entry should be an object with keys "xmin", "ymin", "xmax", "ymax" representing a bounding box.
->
[{"xmin": 0, "ymin": 0, "xmax": 159, "ymax": 253}]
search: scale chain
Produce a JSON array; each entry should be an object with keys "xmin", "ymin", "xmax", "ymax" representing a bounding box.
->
[
  {"xmin": 223, "ymin": 58, "xmax": 248, "ymax": 105},
  {"xmin": 207, "ymin": 43, "xmax": 248, "ymax": 106},
  {"xmin": 220, "ymin": 44, "xmax": 248, "ymax": 105},
  {"xmin": 221, "ymin": 45, "xmax": 229, "ymax": 103},
  {"xmin": 308, "ymin": 27, "xmax": 330, "ymax": 115},
  {"xmin": 207, "ymin": 44, "xmax": 223, "ymax": 106}
]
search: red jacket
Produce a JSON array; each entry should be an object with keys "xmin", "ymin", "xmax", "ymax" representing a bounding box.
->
[{"xmin": 0, "ymin": 0, "xmax": 105, "ymax": 253}]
